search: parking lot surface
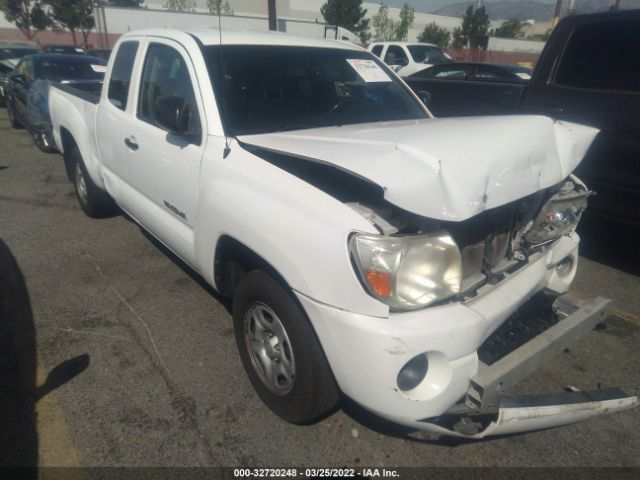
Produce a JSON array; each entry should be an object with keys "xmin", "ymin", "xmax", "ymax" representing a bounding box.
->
[{"xmin": 0, "ymin": 109, "xmax": 638, "ymax": 468}]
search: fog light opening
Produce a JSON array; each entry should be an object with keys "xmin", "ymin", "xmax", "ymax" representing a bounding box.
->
[
  {"xmin": 556, "ymin": 256, "xmax": 574, "ymax": 277},
  {"xmin": 397, "ymin": 354, "xmax": 429, "ymax": 392}
]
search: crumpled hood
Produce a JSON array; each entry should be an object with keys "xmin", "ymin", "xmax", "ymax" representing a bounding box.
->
[{"xmin": 237, "ymin": 116, "xmax": 599, "ymax": 221}]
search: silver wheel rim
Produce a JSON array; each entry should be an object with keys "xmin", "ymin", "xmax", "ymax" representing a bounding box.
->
[
  {"xmin": 244, "ymin": 302, "xmax": 296, "ymax": 396},
  {"xmin": 75, "ymin": 163, "xmax": 88, "ymax": 204}
]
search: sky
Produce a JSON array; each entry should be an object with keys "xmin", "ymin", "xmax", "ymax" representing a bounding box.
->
[{"xmin": 384, "ymin": 0, "xmax": 557, "ymax": 12}]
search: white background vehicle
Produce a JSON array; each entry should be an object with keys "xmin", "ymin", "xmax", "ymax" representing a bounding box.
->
[
  {"xmin": 48, "ymin": 28, "xmax": 637, "ymax": 438},
  {"xmin": 368, "ymin": 41, "xmax": 453, "ymax": 77}
]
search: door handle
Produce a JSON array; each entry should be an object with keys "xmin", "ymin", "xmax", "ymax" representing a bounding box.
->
[{"xmin": 124, "ymin": 136, "xmax": 139, "ymax": 151}]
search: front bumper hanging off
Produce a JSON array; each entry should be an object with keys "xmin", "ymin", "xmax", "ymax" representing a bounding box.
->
[{"xmin": 418, "ymin": 295, "xmax": 638, "ymax": 438}]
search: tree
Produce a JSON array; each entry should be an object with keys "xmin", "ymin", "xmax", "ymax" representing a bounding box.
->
[
  {"xmin": 372, "ymin": 2, "xmax": 414, "ymax": 42},
  {"xmin": 418, "ymin": 22, "xmax": 449, "ymax": 47},
  {"xmin": 0, "ymin": 0, "xmax": 52, "ymax": 42},
  {"xmin": 207, "ymin": 0, "xmax": 233, "ymax": 15},
  {"xmin": 372, "ymin": 2, "xmax": 394, "ymax": 41},
  {"xmin": 491, "ymin": 19, "xmax": 525, "ymax": 39},
  {"xmin": 451, "ymin": 26, "xmax": 465, "ymax": 48},
  {"xmin": 164, "ymin": 0, "xmax": 196, "ymax": 12},
  {"xmin": 394, "ymin": 2, "xmax": 414, "ymax": 42},
  {"xmin": 454, "ymin": 5, "xmax": 490, "ymax": 48},
  {"xmin": 47, "ymin": 0, "xmax": 98, "ymax": 48},
  {"xmin": 320, "ymin": 0, "xmax": 370, "ymax": 44}
]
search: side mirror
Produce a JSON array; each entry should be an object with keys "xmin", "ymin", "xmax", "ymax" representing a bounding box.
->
[
  {"xmin": 417, "ymin": 90, "xmax": 431, "ymax": 107},
  {"xmin": 10, "ymin": 74, "xmax": 29, "ymax": 87},
  {"xmin": 154, "ymin": 95, "xmax": 190, "ymax": 136}
]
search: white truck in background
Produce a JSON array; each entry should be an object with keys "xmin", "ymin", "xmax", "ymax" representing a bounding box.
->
[{"xmin": 48, "ymin": 27, "xmax": 637, "ymax": 438}]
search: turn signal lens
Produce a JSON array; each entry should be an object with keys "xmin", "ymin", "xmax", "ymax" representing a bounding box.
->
[{"xmin": 365, "ymin": 269, "xmax": 391, "ymax": 297}]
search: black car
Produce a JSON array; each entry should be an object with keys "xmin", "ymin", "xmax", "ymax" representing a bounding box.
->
[
  {"xmin": 405, "ymin": 62, "xmax": 533, "ymax": 117},
  {"xmin": 6, "ymin": 54, "xmax": 106, "ymax": 152},
  {"xmin": 409, "ymin": 62, "xmax": 532, "ymax": 81},
  {"xmin": 0, "ymin": 45, "xmax": 40, "ymax": 106}
]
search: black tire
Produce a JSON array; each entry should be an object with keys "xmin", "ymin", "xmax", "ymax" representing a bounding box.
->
[
  {"xmin": 232, "ymin": 270, "xmax": 339, "ymax": 424},
  {"xmin": 7, "ymin": 101, "xmax": 22, "ymax": 129},
  {"xmin": 70, "ymin": 146, "xmax": 115, "ymax": 218}
]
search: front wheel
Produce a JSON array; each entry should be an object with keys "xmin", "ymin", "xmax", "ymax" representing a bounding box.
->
[{"xmin": 233, "ymin": 270, "xmax": 339, "ymax": 424}]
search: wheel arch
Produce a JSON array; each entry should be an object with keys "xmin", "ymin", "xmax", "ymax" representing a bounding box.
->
[
  {"xmin": 60, "ymin": 127, "xmax": 79, "ymax": 181},
  {"xmin": 213, "ymin": 234, "xmax": 291, "ymax": 298}
]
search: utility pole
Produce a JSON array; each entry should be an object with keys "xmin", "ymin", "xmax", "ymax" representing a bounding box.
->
[
  {"xmin": 268, "ymin": 0, "xmax": 277, "ymax": 31},
  {"xmin": 613, "ymin": 0, "xmax": 621, "ymax": 10}
]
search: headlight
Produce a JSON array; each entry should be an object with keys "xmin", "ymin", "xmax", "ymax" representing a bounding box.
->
[
  {"xmin": 349, "ymin": 232, "xmax": 462, "ymax": 311},
  {"xmin": 524, "ymin": 178, "xmax": 589, "ymax": 247}
]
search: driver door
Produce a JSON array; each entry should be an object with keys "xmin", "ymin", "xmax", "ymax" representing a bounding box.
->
[{"xmin": 122, "ymin": 39, "xmax": 206, "ymax": 266}]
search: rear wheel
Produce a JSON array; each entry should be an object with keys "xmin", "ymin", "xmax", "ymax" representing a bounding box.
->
[
  {"xmin": 71, "ymin": 146, "xmax": 115, "ymax": 218},
  {"xmin": 232, "ymin": 270, "xmax": 339, "ymax": 424}
]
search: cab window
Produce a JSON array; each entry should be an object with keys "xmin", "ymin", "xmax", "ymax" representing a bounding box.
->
[{"xmin": 108, "ymin": 41, "xmax": 139, "ymax": 110}]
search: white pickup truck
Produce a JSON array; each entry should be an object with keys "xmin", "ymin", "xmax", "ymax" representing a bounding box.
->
[{"xmin": 49, "ymin": 28, "xmax": 637, "ymax": 438}]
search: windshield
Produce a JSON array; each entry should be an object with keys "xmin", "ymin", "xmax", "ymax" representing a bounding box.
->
[
  {"xmin": 202, "ymin": 45, "xmax": 427, "ymax": 136},
  {"xmin": 407, "ymin": 45, "xmax": 450, "ymax": 64},
  {"xmin": 34, "ymin": 58, "xmax": 105, "ymax": 82}
]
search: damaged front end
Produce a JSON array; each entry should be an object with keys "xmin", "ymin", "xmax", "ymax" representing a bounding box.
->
[
  {"xmin": 418, "ymin": 294, "xmax": 638, "ymax": 438},
  {"xmin": 345, "ymin": 176, "xmax": 591, "ymax": 311},
  {"xmin": 238, "ymin": 120, "xmax": 637, "ymax": 437}
]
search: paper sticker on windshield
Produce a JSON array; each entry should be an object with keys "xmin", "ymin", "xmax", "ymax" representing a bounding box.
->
[{"xmin": 346, "ymin": 59, "xmax": 392, "ymax": 83}]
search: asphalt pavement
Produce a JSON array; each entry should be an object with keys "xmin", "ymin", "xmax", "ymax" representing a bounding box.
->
[{"xmin": 0, "ymin": 109, "xmax": 638, "ymax": 469}]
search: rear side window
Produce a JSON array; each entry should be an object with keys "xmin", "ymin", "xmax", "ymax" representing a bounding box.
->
[
  {"xmin": 472, "ymin": 66, "xmax": 506, "ymax": 81},
  {"xmin": 371, "ymin": 45, "xmax": 383, "ymax": 57},
  {"xmin": 108, "ymin": 41, "xmax": 139, "ymax": 110},
  {"xmin": 554, "ymin": 20, "xmax": 640, "ymax": 92},
  {"xmin": 431, "ymin": 66, "xmax": 467, "ymax": 79}
]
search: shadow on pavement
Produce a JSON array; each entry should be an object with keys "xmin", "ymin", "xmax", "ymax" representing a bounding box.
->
[
  {"xmin": 0, "ymin": 239, "xmax": 90, "ymax": 469},
  {"xmin": 577, "ymin": 214, "xmax": 640, "ymax": 276}
]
